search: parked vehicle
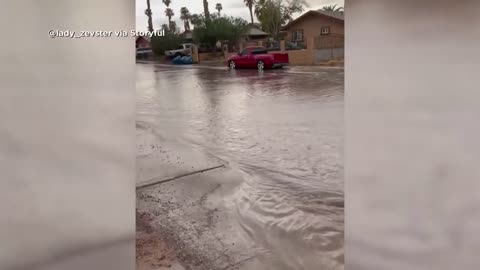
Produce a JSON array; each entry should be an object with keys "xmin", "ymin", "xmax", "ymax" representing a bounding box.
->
[
  {"xmin": 136, "ymin": 47, "xmax": 153, "ymax": 59},
  {"xmin": 227, "ymin": 46, "xmax": 289, "ymax": 70},
  {"xmin": 165, "ymin": 43, "xmax": 194, "ymax": 58}
]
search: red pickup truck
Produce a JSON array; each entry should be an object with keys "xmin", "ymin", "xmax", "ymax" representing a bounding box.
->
[{"xmin": 227, "ymin": 46, "xmax": 289, "ymax": 70}]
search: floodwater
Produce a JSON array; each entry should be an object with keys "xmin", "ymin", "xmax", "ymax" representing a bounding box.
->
[{"xmin": 136, "ymin": 64, "xmax": 344, "ymax": 270}]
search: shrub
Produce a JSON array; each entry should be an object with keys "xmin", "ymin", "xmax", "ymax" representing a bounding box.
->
[
  {"xmin": 192, "ymin": 14, "xmax": 247, "ymax": 47},
  {"xmin": 151, "ymin": 33, "xmax": 185, "ymax": 56}
]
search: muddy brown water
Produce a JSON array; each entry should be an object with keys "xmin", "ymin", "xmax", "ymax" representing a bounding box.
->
[{"xmin": 137, "ymin": 64, "xmax": 344, "ymax": 270}]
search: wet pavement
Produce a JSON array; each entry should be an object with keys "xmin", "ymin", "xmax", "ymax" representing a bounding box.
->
[{"xmin": 136, "ymin": 64, "xmax": 344, "ymax": 270}]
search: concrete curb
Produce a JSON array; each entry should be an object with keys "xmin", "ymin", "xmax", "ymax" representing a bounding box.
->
[{"xmin": 136, "ymin": 164, "xmax": 225, "ymax": 190}]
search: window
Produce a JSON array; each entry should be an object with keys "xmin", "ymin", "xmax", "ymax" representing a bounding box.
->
[
  {"xmin": 321, "ymin": 27, "xmax": 330, "ymax": 35},
  {"xmin": 252, "ymin": 48, "xmax": 267, "ymax": 55},
  {"xmin": 292, "ymin": 30, "xmax": 304, "ymax": 42},
  {"xmin": 240, "ymin": 48, "xmax": 249, "ymax": 56}
]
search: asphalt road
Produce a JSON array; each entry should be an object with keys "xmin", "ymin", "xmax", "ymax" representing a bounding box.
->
[{"xmin": 136, "ymin": 63, "xmax": 344, "ymax": 270}]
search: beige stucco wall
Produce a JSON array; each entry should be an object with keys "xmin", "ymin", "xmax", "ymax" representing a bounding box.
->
[
  {"xmin": 269, "ymin": 37, "xmax": 315, "ymax": 65},
  {"xmin": 284, "ymin": 13, "xmax": 344, "ymax": 45}
]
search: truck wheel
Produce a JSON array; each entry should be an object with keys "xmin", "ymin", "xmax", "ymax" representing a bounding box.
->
[
  {"xmin": 257, "ymin": 60, "xmax": 265, "ymax": 70},
  {"xmin": 229, "ymin": 61, "xmax": 236, "ymax": 69}
]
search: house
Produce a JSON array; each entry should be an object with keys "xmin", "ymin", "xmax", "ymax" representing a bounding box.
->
[
  {"xmin": 136, "ymin": 36, "xmax": 151, "ymax": 49},
  {"xmin": 281, "ymin": 10, "xmax": 344, "ymax": 48},
  {"xmin": 240, "ymin": 23, "xmax": 269, "ymax": 47},
  {"xmin": 181, "ymin": 30, "xmax": 193, "ymax": 43},
  {"xmin": 135, "ymin": 36, "xmax": 152, "ymax": 59}
]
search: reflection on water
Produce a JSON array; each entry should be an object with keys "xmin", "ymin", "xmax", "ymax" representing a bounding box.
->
[{"xmin": 137, "ymin": 64, "xmax": 344, "ymax": 270}]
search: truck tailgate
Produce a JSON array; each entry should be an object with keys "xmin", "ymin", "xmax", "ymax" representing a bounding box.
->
[{"xmin": 271, "ymin": 53, "xmax": 289, "ymax": 63}]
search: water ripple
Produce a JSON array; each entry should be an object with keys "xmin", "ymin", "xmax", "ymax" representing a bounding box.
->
[{"xmin": 137, "ymin": 64, "xmax": 344, "ymax": 270}]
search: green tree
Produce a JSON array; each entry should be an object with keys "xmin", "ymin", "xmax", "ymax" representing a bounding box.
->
[
  {"xmin": 190, "ymin": 14, "xmax": 203, "ymax": 28},
  {"xmin": 244, "ymin": 0, "xmax": 255, "ymax": 24},
  {"xmin": 161, "ymin": 23, "xmax": 169, "ymax": 32},
  {"xmin": 193, "ymin": 15, "xmax": 247, "ymax": 46},
  {"xmin": 215, "ymin": 3, "xmax": 223, "ymax": 15},
  {"xmin": 151, "ymin": 31, "xmax": 185, "ymax": 55},
  {"xmin": 145, "ymin": 0, "xmax": 154, "ymax": 32},
  {"xmin": 255, "ymin": 0, "xmax": 307, "ymax": 39},
  {"xmin": 254, "ymin": 0, "xmax": 282, "ymax": 38},
  {"xmin": 169, "ymin": 21, "xmax": 179, "ymax": 34},
  {"xmin": 180, "ymin": 7, "xmax": 191, "ymax": 31},
  {"xmin": 321, "ymin": 4, "xmax": 343, "ymax": 12},
  {"xmin": 162, "ymin": 0, "xmax": 171, "ymax": 7}
]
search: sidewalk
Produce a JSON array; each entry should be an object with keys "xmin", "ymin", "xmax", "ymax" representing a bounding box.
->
[
  {"xmin": 316, "ymin": 59, "xmax": 344, "ymax": 67},
  {"xmin": 136, "ymin": 123, "xmax": 259, "ymax": 270},
  {"xmin": 197, "ymin": 59, "xmax": 226, "ymax": 66},
  {"xmin": 136, "ymin": 58, "xmax": 225, "ymax": 67},
  {"xmin": 137, "ymin": 60, "xmax": 344, "ymax": 71}
]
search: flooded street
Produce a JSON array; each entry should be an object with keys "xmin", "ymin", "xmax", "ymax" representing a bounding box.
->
[{"xmin": 136, "ymin": 64, "xmax": 344, "ymax": 270}]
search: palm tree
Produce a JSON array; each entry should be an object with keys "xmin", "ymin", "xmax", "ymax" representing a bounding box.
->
[
  {"xmin": 244, "ymin": 0, "xmax": 255, "ymax": 24},
  {"xmin": 145, "ymin": 0, "xmax": 154, "ymax": 32},
  {"xmin": 321, "ymin": 4, "xmax": 343, "ymax": 12},
  {"xmin": 165, "ymin": 8, "xmax": 174, "ymax": 27},
  {"xmin": 162, "ymin": 0, "xmax": 173, "ymax": 30},
  {"xmin": 161, "ymin": 23, "xmax": 169, "ymax": 32},
  {"xmin": 215, "ymin": 3, "xmax": 223, "ymax": 15},
  {"xmin": 190, "ymin": 14, "xmax": 202, "ymax": 27},
  {"xmin": 180, "ymin": 7, "xmax": 191, "ymax": 31},
  {"xmin": 203, "ymin": 0, "xmax": 211, "ymax": 20},
  {"xmin": 169, "ymin": 21, "xmax": 178, "ymax": 33}
]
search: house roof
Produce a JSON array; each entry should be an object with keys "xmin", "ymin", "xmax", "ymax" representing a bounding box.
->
[
  {"xmin": 315, "ymin": 10, "xmax": 344, "ymax": 21},
  {"xmin": 136, "ymin": 36, "xmax": 151, "ymax": 42},
  {"xmin": 241, "ymin": 23, "xmax": 269, "ymax": 37},
  {"xmin": 182, "ymin": 30, "xmax": 193, "ymax": 39},
  {"xmin": 244, "ymin": 27, "xmax": 269, "ymax": 36},
  {"xmin": 282, "ymin": 10, "xmax": 344, "ymax": 30}
]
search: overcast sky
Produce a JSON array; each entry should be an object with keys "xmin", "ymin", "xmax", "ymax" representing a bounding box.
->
[{"xmin": 136, "ymin": 0, "xmax": 344, "ymax": 31}]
